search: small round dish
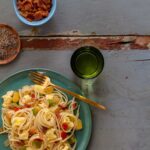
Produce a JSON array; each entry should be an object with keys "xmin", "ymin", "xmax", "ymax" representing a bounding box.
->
[
  {"xmin": 13, "ymin": 0, "xmax": 57, "ymax": 26},
  {"xmin": 0, "ymin": 24, "xmax": 21, "ymax": 65}
]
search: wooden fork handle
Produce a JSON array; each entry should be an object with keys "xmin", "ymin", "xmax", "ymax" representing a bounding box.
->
[{"xmin": 51, "ymin": 84, "xmax": 106, "ymax": 110}]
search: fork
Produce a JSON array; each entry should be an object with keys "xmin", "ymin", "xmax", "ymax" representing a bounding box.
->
[{"xmin": 30, "ymin": 72, "xmax": 106, "ymax": 110}]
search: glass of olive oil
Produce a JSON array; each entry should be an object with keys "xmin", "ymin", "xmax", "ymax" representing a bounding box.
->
[
  {"xmin": 71, "ymin": 46, "xmax": 104, "ymax": 98},
  {"xmin": 71, "ymin": 46, "xmax": 104, "ymax": 79}
]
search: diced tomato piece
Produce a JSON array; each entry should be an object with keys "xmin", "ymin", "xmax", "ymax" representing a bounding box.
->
[
  {"xmin": 31, "ymin": 93, "xmax": 35, "ymax": 99},
  {"xmin": 61, "ymin": 131, "xmax": 67, "ymax": 140},
  {"xmin": 72, "ymin": 102, "xmax": 77, "ymax": 110},
  {"xmin": 14, "ymin": 107, "xmax": 20, "ymax": 112},
  {"xmin": 62, "ymin": 123, "xmax": 68, "ymax": 130},
  {"xmin": 24, "ymin": 104, "xmax": 31, "ymax": 108}
]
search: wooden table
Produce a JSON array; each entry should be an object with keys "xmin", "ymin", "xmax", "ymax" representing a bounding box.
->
[{"xmin": 1, "ymin": 0, "xmax": 150, "ymax": 150}]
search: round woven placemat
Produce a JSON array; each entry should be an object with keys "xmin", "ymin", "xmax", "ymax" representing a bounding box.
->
[{"xmin": 0, "ymin": 24, "xmax": 20, "ymax": 65}]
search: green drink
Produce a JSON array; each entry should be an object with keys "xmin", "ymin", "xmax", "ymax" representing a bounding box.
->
[{"xmin": 71, "ymin": 46, "xmax": 104, "ymax": 79}]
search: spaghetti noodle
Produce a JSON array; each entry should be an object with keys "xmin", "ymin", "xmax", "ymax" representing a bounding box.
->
[{"xmin": 1, "ymin": 77, "xmax": 82, "ymax": 150}]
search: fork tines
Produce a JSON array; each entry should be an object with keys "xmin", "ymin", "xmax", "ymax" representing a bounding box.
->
[
  {"xmin": 30, "ymin": 72, "xmax": 46, "ymax": 85},
  {"xmin": 29, "ymin": 72, "xmax": 106, "ymax": 110}
]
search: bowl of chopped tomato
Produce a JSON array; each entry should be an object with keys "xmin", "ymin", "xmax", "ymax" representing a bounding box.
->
[{"xmin": 13, "ymin": 0, "xmax": 57, "ymax": 26}]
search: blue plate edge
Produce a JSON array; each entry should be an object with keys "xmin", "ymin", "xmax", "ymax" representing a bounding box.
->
[{"xmin": 0, "ymin": 68, "xmax": 92, "ymax": 150}]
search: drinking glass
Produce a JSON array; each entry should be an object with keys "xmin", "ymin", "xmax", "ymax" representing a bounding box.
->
[{"xmin": 71, "ymin": 46, "xmax": 104, "ymax": 98}]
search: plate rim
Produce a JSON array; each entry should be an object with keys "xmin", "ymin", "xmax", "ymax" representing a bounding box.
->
[{"xmin": 0, "ymin": 68, "xmax": 92, "ymax": 150}]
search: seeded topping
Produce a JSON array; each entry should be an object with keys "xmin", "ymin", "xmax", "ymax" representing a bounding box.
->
[{"xmin": 0, "ymin": 26, "xmax": 19, "ymax": 61}]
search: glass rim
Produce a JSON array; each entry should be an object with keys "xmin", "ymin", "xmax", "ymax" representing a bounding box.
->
[{"xmin": 70, "ymin": 46, "xmax": 104, "ymax": 79}]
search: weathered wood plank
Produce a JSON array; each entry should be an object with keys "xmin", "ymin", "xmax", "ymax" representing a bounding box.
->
[{"xmin": 21, "ymin": 36, "xmax": 150, "ymax": 50}]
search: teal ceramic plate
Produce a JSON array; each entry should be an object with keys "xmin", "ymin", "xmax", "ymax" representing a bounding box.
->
[{"xmin": 0, "ymin": 68, "xmax": 92, "ymax": 150}]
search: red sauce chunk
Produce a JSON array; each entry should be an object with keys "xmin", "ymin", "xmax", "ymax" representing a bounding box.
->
[
  {"xmin": 61, "ymin": 131, "xmax": 67, "ymax": 140},
  {"xmin": 62, "ymin": 123, "xmax": 68, "ymax": 131}
]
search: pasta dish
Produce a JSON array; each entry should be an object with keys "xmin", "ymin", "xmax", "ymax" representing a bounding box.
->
[{"xmin": 1, "ymin": 77, "xmax": 82, "ymax": 150}]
